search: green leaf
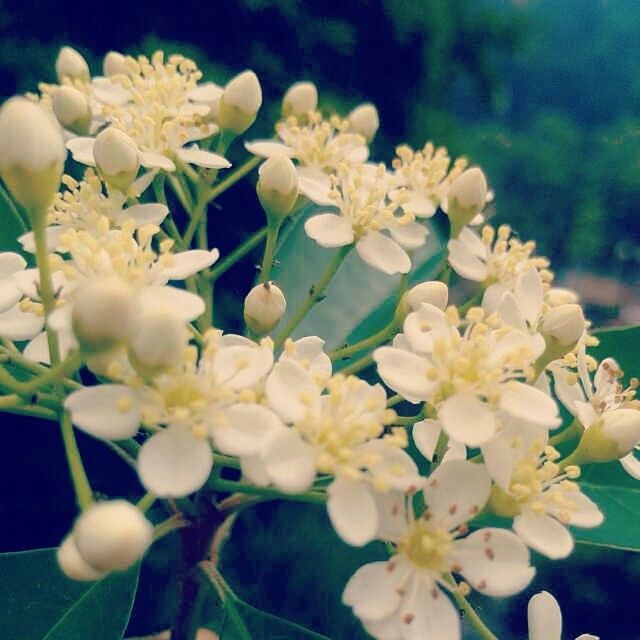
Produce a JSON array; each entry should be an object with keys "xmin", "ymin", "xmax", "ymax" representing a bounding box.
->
[
  {"xmin": 218, "ymin": 501, "xmax": 386, "ymax": 640},
  {"xmin": 271, "ymin": 209, "xmax": 444, "ymax": 351},
  {"xmin": 0, "ymin": 548, "xmax": 139, "ymax": 640}
]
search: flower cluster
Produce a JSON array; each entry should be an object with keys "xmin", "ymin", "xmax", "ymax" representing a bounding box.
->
[{"xmin": 0, "ymin": 44, "xmax": 636, "ymax": 640}]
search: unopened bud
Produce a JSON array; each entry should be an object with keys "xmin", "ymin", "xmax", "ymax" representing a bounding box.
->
[
  {"xmin": 542, "ymin": 304, "xmax": 585, "ymax": 347},
  {"xmin": 282, "ymin": 81, "xmax": 318, "ymax": 118},
  {"xmin": 72, "ymin": 277, "xmax": 138, "ymax": 352},
  {"xmin": 57, "ymin": 535, "xmax": 105, "ymax": 582},
  {"xmin": 348, "ymin": 103, "xmax": 379, "ymax": 142},
  {"xmin": 395, "ymin": 281, "xmax": 449, "ymax": 324},
  {"xmin": 52, "ymin": 86, "xmax": 91, "ymax": 135},
  {"xmin": 93, "ymin": 127, "xmax": 139, "ymax": 192},
  {"xmin": 129, "ymin": 308, "xmax": 186, "ymax": 375},
  {"xmin": 244, "ymin": 282, "xmax": 286, "ymax": 335},
  {"xmin": 257, "ymin": 155, "xmax": 298, "ymax": 222},
  {"xmin": 577, "ymin": 409, "xmax": 640, "ymax": 462},
  {"xmin": 218, "ymin": 70, "xmax": 262, "ymax": 134},
  {"xmin": 103, "ymin": 51, "xmax": 128, "ymax": 77},
  {"xmin": 445, "ymin": 167, "xmax": 488, "ymax": 237},
  {"xmin": 55, "ymin": 46, "xmax": 90, "ymax": 83},
  {"xmin": 73, "ymin": 500, "xmax": 153, "ymax": 572},
  {"xmin": 0, "ymin": 97, "xmax": 66, "ymax": 213},
  {"xmin": 545, "ymin": 287, "xmax": 579, "ymax": 307}
]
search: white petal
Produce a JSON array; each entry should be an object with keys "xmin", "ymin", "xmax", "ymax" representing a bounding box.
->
[
  {"xmin": 244, "ymin": 140, "xmax": 295, "ymax": 158},
  {"xmin": 373, "ymin": 346, "xmax": 433, "ymax": 404},
  {"xmin": 447, "ymin": 237, "xmax": 488, "ymax": 281},
  {"xmin": 261, "ymin": 429, "xmax": 316, "ymax": 493},
  {"xmin": 187, "ymin": 82, "xmax": 224, "ymax": 103},
  {"xmin": 119, "ymin": 203, "xmax": 169, "ymax": 226},
  {"xmin": 240, "ymin": 453, "xmax": 271, "ymax": 486},
  {"xmin": 513, "ymin": 511, "xmax": 574, "ymax": 559},
  {"xmin": 0, "ymin": 305, "xmax": 45, "ymax": 341},
  {"xmin": 528, "ymin": 591, "xmax": 562, "ymax": 640},
  {"xmin": 424, "ymin": 459, "xmax": 491, "ymax": 529},
  {"xmin": 23, "ymin": 328, "xmax": 77, "ymax": 364},
  {"xmin": 328, "ymin": 478, "xmax": 378, "ymax": 546},
  {"xmin": 155, "ymin": 249, "xmax": 219, "ymax": 280},
  {"xmin": 64, "ymin": 385, "xmax": 141, "ymax": 440},
  {"xmin": 343, "ymin": 561, "xmax": 403, "ymax": 623},
  {"xmin": 212, "ymin": 343, "xmax": 273, "ymax": 390},
  {"xmin": 356, "ymin": 231, "xmax": 411, "ymax": 275},
  {"xmin": 403, "ymin": 303, "xmax": 447, "ymax": 353},
  {"xmin": 452, "ymin": 528, "xmax": 535, "ymax": 596},
  {"xmin": 304, "ymin": 213, "xmax": 354, "ymax": 248},
  {"xmin": 481, "ymin": 436, "xmax": 514, "ymax": 490},
  {"xmin": 404, "ymin": 191, "xmax": 436, "ymax": 218},
  {"xmin": 284, "ymin": 335, "xmax": 332, "ymax": 379},
  {"xmin": 497, "ymin": 292, "xmax": 526, "ymax": 331},
  {"xmin": 137, "ymin": 286, "xmax": 204, "ymax": 321},
  {"xmin": 515, "ymin": 269, "xmax": 543, "ymax": 326},
  {"xmin": 140, "ymin": 151, "xmax": 176, "ymax": 172},
  {"xmin": 0, "ymin": 280, "xmax": 22, "ymax": 313},
  {"xmin": 555, "ymin": 489, "xmax": 603, "ymax": 528},
  {"xmin": 66, "ymin": 137, "xmax": 96, "ymax": 165},
  {"xmin": 439, "ymin": 394, "xmax": 497, "ymax": 447},
  {"xmin": 137, "ymin": 427, "xmax": 213, "ymax": 497},
  {"xmin": 374, "ymin": 491, "xmax": 409, "ymax": 542},
  {"xmin": 500, "ymin": 381, "xmax": 561, "ymax": 428},
  {"xmin": 177, "ymin": 145, "xmax": 231, "ymax": 169},
  {"xmin": 91, "ymin": 77, "xmax": 131, "ymax": 105},
  {"xmin": 412, "ymin": 419, "xmax": 441, "ymax": 461},
  {"xmin": 550, "ymin": 365, "xmax": 584, "ymax": 415},
  {"xmin": 297, "ymin": 168, "xmax": 334, "ymax": 205},
  {"xmin": 265, "ymin": 359, "xmax": 319, "ymax": 422},
  {"xmin": 620, "ymin": 451, "xmax": 640, "ymax": 480},
  {"xmin": 18, "ymin": 226, "xmax": 67, "ymax": 254},
  {"xmin": 0, "ymin": 251, "xmax": 26, "ymax": 276},
  {"xmin": 213, "ymin": 404, "xmax": 284, "ymax": 456},
  {"xmin": 388, "ymin": 221, "xmax": 429, "ymax": 250}
]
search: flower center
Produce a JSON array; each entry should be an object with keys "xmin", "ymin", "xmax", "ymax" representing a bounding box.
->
[{"xmin": 398, "ymin": 519, "xmax": 453, "ymax": 572}]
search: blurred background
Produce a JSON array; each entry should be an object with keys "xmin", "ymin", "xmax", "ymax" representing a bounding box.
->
[{"xmin": 0, "ymin": 0, "xmax": 639, "ymax": 638}]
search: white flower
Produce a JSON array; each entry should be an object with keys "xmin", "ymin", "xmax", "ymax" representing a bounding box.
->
[
  {"xmin": 66, "ymin": 51, "xmax": 230, "ymax": 172},
  {"xmin": 375, "ymin": 303, "xmax": 560, "ymax": 446},
  {"xmin": 391, "ymin": 143, "xmax": 468, "ymax": 219},
  {"xmin": 303, "ymin": 163, "xmax": 428, "ymax": 275},
  {"xmin": 343, "ymin": 460, "xmax": 535, "ymax": 640},
  {"xmin": 528, "ymin": 591, "xmax": 599, "ymax": 640}
]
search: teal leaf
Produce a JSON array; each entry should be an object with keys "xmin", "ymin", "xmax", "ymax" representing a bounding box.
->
[{"xmin": 1, "ymin": 548, "xmax": 139, "ymax": 640}]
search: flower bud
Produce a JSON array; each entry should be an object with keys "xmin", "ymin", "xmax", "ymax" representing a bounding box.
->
[
  {"xmin": 218, "ymin": 70, "xmax": 262, "ymax": 134},
  {"xmin": 0, "ymin": 97, "xmax": 66, "ymax": 213},
  {"xmin": 52, "ymin": 86, "xmax": 91, "ymax": 135},
  {"xmin": 73, "ymin": 500, "xmax": 153, "ymax": 572},
  {"xmin": 93, "ymin": 127, "xmax": 140, "ymax": 192},
  {"xmin": 395, "ymin": 281, "xmax": 449, "ymax": 324},
  {"xmin": 257, "ymin": 155, "xmax": 298, "ymax": 222},
  {"xmin": 577, "ymin": 409, "xmax": 640, "ymax": 462},
  {"xmin": 445, "ymin": 167, "xmax": 488, "ymax": 237},
  {"xmin": 545, "ymin": 287, "xmax": 580, "ymax": 307},
  {"xmin": 244, "ymin": 282, "xmax": 286, "ymax": 335},
  {"xmin": 281, "ymin": 81, "xmax": 318, "ymax": 118},
  {"xmin": 55, "ymin": 46, "xmax": 90, "ymax": 83},
  {"xmin": 129, "ymin": 307, "xmax": 186, "ymax": 375},
  {"xmin": 57, "ymin": 535, "xmax": 105, "ymax": 582},
  {"xmin": 72, "ymin": 277, "xmax": 138, "ymax": 352},
  {"xmin": 103, "ymin": 51, "xmax": 128, "ymax": 77},
  {"xmin": 542, "ymin": 304, "xmax": 585, "ymax": 347},
  {"xmin": 348, "ymin": 103, "xmax": 379, "ymax": 142}
]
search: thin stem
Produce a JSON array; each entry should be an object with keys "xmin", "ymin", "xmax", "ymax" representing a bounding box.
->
[
  {"xmin": 60, "ymin": 412, "xmax": 93, "ymax": 509},
  {"xmin": 210, "ymin": 477, "xmax": 326, "ymax": 505},
  {"xmin": 450, "ymin": 585, "xmax": 498, "ymax": 640},
  {"xmin": 0, "ymin": 344, "xmax": 81, "ymax": 390},
  {"xmin": 549, "ymin": 418, "xmax": 583, "ymax": 446},
  {"xmin": 259, "ymin": 225, "xmax": 279, "ymax": 282},
  {"xmin": 168, "ymin": 174, "xmax": 194, "ymax": 213},
  {"xmin": 330, "ymin": 322, "xmax": 395, "ymax": 361},
  {"xmin": 205, "ymin": 227, "xmax": 267, "ymax": 282},
  {"xmin": 154, "ymin": 175, "xmax": 187, "ymax": 250},
  {"xmin": 387, "ymin": 394, "xmax": 404, "ymax": 408},
  {"xmin": 33, "ymin": 217, "xmax": 60, "ymax": 366},
  {"xmin": 137, "ymin": 492, "xmax": 157, "ymax": 513},
  {"xmin": 338, "ymin": 353, "xmax": 373, "ymax": 376},
  {"xmin": 102, "ymin": 440, "xmax": 137, "ymax": 468},
  {"xmin": 274, "ymin": 245, "xmax": 352, "ymax": 350}
]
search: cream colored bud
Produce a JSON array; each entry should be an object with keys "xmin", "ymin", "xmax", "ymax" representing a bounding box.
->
[
  {"xmin": 57, "ymin": 535, "xmax": 105, "ymax": 582},
  {"xmin": 0, "ymin": 97, "xmax": 66, "ymax": 213},
  {"xmin": 281, "ymin": 81, "xmax": 318, "ymax": 118},
  {"xmin": 72, "ymin": 277, "xmax": 138, "ymax": 352},
  {"xmin": 93, "ymin": 127, "xmax": 139, "ymax": 192},
  {"xmin": 348, "ymin": 103, "xmax": 380, "ymax": 142},
  {"xmin": 395, "ymin": 281, "xmax": 449, "ymax": 324},
  {"xmin": 446, "ymin": 167, "xmax": 488, "ymax": 237},
  {"xmin": 218, "ymin": 70, "xmax": 262, "ymax": 134},
  {"xmin": 542, "ymin": 304, "xmax": 585, "ymax": 347},
  {"xmin": 257, "ymin": 155, "xmax": 298, "ymax": 221},
  {"xmin": 244, "ymin": 282, "xmax": 286, "ymax": 334},
  {"xmin": 545, "ymin": 287, "xmax": 580, "ymax": 307},
  {"xmin": 129, "ymin": 308, "xmax": 185, "ymax": 374},
  {"xmin": 578, "ymin": 409, "xmax": 640, "ymax": 462},
  {"xmin": 52, "ymin": 86, "xmax": 91, "ymax": 135},
  {"xmin": 103, "ymin": 51, "xmax": 128, "ymax": 77},
  {"xmin": 55, "ymin": 46, "xmax": 90, "ymax": 83},
  {"xmin": 73, "ymin": 500, "xmax": 153, "ymax": 572}
]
